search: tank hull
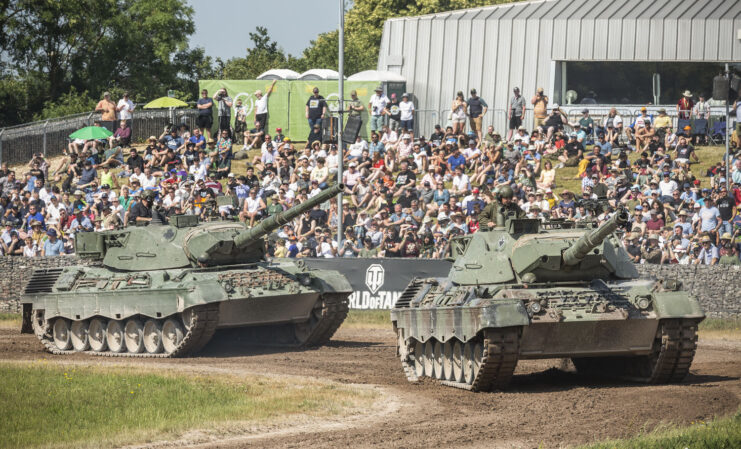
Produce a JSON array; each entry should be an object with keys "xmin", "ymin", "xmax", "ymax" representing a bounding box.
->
[
  {"xmin": 21, "ymin": 260, "xmax": 352, "ymax": 357},
  {"xmin": 392, "ymin": 278, "xmax": 704, "ymax": 391}
]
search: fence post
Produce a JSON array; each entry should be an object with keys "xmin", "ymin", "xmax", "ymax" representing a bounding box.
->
[
  {"xmin": 0, "ymin": 128, "xmax": 3, "ymax": 165},
  {"xmin": 87, "ymin": 111, "xmax": 94, "ymax": 126},
  {"xmin": 42, "ymin": 120, "xmax": 49, "ymax": 157}
]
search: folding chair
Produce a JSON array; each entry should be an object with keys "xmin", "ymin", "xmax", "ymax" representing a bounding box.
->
[
  {"xmin": 710, "ymin": 120, "xmax": 726, "ymax": 145},
  {"xmin": 692, "ymin": 119, "xmax": 708, "ymax": 145}
]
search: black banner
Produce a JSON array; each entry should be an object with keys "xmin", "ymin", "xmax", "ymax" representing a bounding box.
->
[{"xmin": 303, "ymin": 258, "xmax": 452, "ymax": 309}]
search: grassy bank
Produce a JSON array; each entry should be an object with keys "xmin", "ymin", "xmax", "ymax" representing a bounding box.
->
[
  {"xmin": 579, "ymin": 411, "xmax": 741, "ymax": 449},
  {"xmin": 343, "ymin": 309, "xmax": 391, "ymax": 329},
  {"xmin": 0, "ymin": 362, "xmax": 375, "ymax": 449},
  {"xmin": 0, "ymin": 313, "xmax": 21, "ymax": 328},
  {"xmin": 699, "ymin": 317, "xmax": 741, "ymax": 340}
]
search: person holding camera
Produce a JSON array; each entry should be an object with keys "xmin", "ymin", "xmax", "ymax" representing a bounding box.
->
[{"xmin": 213, "ymin": 88, "xmax": 233, "ymax": 138}]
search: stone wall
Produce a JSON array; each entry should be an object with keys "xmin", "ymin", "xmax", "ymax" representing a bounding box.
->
[
  {"xmin": 1, "ymin": 256, "xmax": 739, "ymax": 318},
  {"xmin": 635, "ymin": 264, "xmax": 741, "ymax": 319},
  {"xmin": 0, "ymin": 256, "xmax": 90, "ymax": 314}
]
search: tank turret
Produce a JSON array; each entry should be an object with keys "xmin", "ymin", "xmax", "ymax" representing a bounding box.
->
[
  {"xmin": 75, "ymin": 183, "xmax": 344, "ymax": 270},
  {"xmin": 185, "ymin": 183, "xmax": 345, "ymax": 265},
  {"xmin": 562, "ymin": 208, "xmax": 630, "ymax": 266}
]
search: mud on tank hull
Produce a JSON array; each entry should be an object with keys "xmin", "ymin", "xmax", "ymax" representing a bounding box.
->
[
  {"xmin": 391, "ymin": 278, "xmax": 705, "ymax": 392},
  {"xmin": 21, "ymin": 261, "xmax": 352, "ymax": 358}
]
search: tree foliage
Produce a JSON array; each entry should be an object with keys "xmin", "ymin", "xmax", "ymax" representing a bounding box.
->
[
  {"xmin": 0, "ymin": 0, "xmax": 209, "ymax": 126},
  {"xmin": 216, "ymin": 27, "xmax": 301, "ymax": 80}
]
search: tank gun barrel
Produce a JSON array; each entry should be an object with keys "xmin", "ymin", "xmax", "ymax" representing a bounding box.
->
[
  {"xmin": 233, "ymin": 183, "xmax": 345, "ymax": 248},
  {"xmin": 562, "ymin": 208, "xmax": 629, "ymax": 266}
]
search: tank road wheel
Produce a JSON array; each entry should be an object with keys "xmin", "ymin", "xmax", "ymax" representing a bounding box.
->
[
  {"xmin": 143, "ymin": 319, "xmax": 164, "ymax": 354},
  {"xmin": 70, "ymin": 320, "xmax": 90, "ymax": 352},
  {"xmin": 462, "ymin": 342, "xmax": 476, "ymax": 385},
  {"xmin": 442, "ymin": 341, "xmax": 454, "ymax": 381},
  {"xmin": 124, "ymin": 319, "xmax": 145, "ymax": 354},
  {"xmin": 106, "ymin": 320, "xmax": 126, "ymax": 353},
  {"xmin": 413, "ymin": 341, "xmax": 425, "ymax": 377},
  {"xmin": 162, "ymin": 318, "xmax": 185, "ymax": 354},
  {"xmin": 433, "ymin": 341, "xmax": 444, "ymax": 380},
  {"xmin": 52, "ymin": 319, "xmax": 72, "ymax": 351},
  {"xmin": 181, "ymin": 308, "xmax": 194, "ymax": 331},
  {"xmin": 452, "ymin": 341, "xmax": 464, "ymax": 382},
  {"xmin": 424, "ymin": 341, "xmax": 435, "ymax": 378},
  {"xmin": 88, "ymin": 318, "xmax": 108, "ymax": 352}
]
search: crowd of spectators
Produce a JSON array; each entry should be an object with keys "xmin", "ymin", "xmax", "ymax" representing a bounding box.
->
[{"xmin": 1, "ymin": 87, "xmax": 741, "ymax": 266}]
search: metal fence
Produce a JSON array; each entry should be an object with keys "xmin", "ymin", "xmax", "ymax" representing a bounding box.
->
[{"xmin": 0, "ymin": 106, "xmax": 201, "ymax": 166}]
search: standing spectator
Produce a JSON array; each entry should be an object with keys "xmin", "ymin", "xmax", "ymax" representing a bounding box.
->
[
  {"xmin": 531, "ymin": 87, "xmax": 548, "ymax": 129},
  {"xmin": 399, "ymin": 93, "xmax": 415, "ymax": 132},
  {"xmin": 385, "ymin": 93, "xmax": 401, "ymax": 131},
  {"xmin": 507, "ymin": 87, "xmax": 526, "ymax": 141},
  {"xmin": 450, "ymin": 91, "xmax": 467, "ymax": 135},
  {"xmin": 196, "ymin": 89, "xmax": 214, "ymax": 140},
  {"xmin": 116, "ymin": 91, "xmax": 135, "ymax": 124},
  {"xmin": 95, "ymin": 92, "xmax": 117, "ymax": 132},
  {"xmin": 715, "ymin": 185, "xmax": 736, "ymax": 236},
  {"xmin": 213, "ymin": 88, "xmax": 233, "ymax": 137},
  {"xmin": 677, "ymin": 90, "xmax": 693, "ymax": 120},
  {"xmin": 305, "ymin": 87, "xmax": 327, "ymax": 131},
  {"xmin": 254, "ymin": 80, "xmax": 276, "ymax": 131},
  {"xmin": 693, "ymin": 94, "xmax": 710, "ymax": 119},
  {"xmin": 233, "ymin": 98, "xmax": 248, "ymax": 144},
  {"xmin": 467, "ymin": 89, "xmax": 488, "ymax": 144},
  {"xmin": 41, "ymin": 228, "xmax": 64, "ymax": 256},
  {"xmin": 368, "ymin": 86, "xmax": 389, "ymax": 133}
]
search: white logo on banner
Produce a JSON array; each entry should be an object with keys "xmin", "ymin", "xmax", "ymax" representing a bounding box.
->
[
  {"xmin": 232, "ymin": 92, "xmax": 255, "ymax": 116},
  {"xmin": 365, "ymin": 264, "xmax": 385, "ymax": 294}
]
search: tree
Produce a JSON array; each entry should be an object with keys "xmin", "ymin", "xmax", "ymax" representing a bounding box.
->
[
  {"xmin": 217, "ymin": 27, "xmax": 299, "ymax": 80},
  {"xmin": 0, "ymin": 0, "xmax": 205, "ymax": 125}
]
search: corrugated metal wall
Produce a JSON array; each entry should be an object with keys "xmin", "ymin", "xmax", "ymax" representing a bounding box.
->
[{"xmin": 378, "ymin": 0, "xmax": 741, "ymax": 134}]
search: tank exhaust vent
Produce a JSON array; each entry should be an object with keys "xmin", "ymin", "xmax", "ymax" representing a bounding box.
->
[{"xmin": 24, "ymin": 268, "xmax": 64, "ymax": 294}]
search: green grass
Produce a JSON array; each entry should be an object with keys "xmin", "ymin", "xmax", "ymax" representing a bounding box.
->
[
  {"xmin": 0, "ymin": 313, "xmax": 21, "ymax": 328},
  {"xmin": 0, "ymin": 362, "xmax": 375, "ymax": 449},
  {"xmin": 700, "ymin": 318, "xmax": 741, "ymax": 331},
  {"xmin": 342, "ymin": 309, "xmax": 391, "ymax": 328},
  {"xmin": 578, "ymin": 411, "xmax": 741, "ymax": 449}
]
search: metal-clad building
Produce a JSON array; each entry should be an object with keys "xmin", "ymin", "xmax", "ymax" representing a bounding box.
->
[{"xmin": 377, "ymin": 0, "xmax": 741, "ymax": 133}]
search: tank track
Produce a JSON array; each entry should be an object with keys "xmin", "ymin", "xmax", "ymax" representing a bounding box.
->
[
  {"xmin": 398, "ymin": 327, "xmax": 521, "ymax": 392},
  {"xmin": 34, "ymin": 303, "xmax": 219, "ymax": 358},
  {"xmin": 571, "ymin": 318, "xmax": 699, "ymax": 383},
  {"xmin": 301, "ymin": 293, "xmax": 350, "ymax": 346}
]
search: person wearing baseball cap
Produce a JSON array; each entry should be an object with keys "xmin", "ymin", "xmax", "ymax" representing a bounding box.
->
[
  {"xmin": 399, "ymin": 92, "xmax": 415, "ymax": 133},
  {"xmin": 306, "ymin": 86, "xmax": 327, "ymax": 132},
  {"xmin": 42, "ymin": 227, "xmax": 64, "ymax": 256},
  {"xmin": 347, "ymin": 89, "xmax": 364, "ymax": 119}
]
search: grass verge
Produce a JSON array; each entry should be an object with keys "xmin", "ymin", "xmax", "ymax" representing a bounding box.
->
[
  {"xmin": 0, "ymin": 313, "xmax": 21, "ymax": 328},
  {"xmin": 0, "ymin": 362, "xmax": 376, "ymax": 449},
  {"xmin": 342, "ymin": 310, "xmax": 391, "ymax": 329},
  {"xmin": 578, "ymin": 411, "xmax": 741, "ymax": 449},
  {"xmin": 698, "ymin": 317, "xmax": 741, "ymax": 340}
]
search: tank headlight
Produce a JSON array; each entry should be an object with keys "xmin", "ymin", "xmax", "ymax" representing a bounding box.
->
[
  {"xmin": 298, "ymin": 274, "xmax": 312, "ymax": 286},
  {"xmin": 637, "ymin": 297, "xmax": 651, "ymax": 310},
  {"xmin": 529, "ymin": 301, "xmax": 542, "ymax": 314}
]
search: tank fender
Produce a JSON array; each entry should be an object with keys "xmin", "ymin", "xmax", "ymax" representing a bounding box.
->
[
  {"xmin": 650, "ymin": 292, "xmax": 705, "ymax": 320},
  {"xmin": 394, "ymin": 300, "xmax": 529, "ymax": 343},
  {"xmin": 309, "ymin": 269, "xmax": 353, "ymax": 294}
]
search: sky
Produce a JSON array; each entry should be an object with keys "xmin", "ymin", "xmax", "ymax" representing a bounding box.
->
[{"xmin": 186, "ymin": 0, "xmax": 341, "ymax": 60}]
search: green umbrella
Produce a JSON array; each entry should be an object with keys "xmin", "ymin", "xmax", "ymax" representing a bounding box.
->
[
  {"xmin": 69, "ymin": 126, "xmax": 113, "ymax": 140},
  {"xmin": 143, "ymin": 96, "xmax": 189, "ymax": 109}
]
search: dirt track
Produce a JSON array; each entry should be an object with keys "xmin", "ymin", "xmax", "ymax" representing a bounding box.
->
[{"xmin": 2, "ymin": 325, "xmax": 740, "ymax": 448}]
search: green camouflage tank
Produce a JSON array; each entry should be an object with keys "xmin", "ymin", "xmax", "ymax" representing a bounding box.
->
[
  {"xmin": 391, "ymin": 209, "xmax": 705, "ymax": 391},
  {"xmin": 21, "ymin": 184, "xmax": 351, "ymax": 357}
]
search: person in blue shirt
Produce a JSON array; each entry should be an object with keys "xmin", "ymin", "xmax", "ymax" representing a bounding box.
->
[
  {"xmin": 25, "ymin": 204, "xmax": 45, "ymax": 230},
  {"xmin": 42, "ymin": 228, "xmax": 64, "ymax": 256},
  {"xmin": 447, "ymin": 147, "xmax": 466, "ymax": 172},
  {"xmin": 69, "ymin": 206, "xmax": 93, "ymax": 233},
  {"xmin": 368, "ymin": 132, "xmax": 385, "ymax": 158}
]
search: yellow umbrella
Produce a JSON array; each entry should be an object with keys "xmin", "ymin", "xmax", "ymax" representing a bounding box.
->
[{"xmin": 143, "ymin": 96, "xmax": 189, "ymax": 109}]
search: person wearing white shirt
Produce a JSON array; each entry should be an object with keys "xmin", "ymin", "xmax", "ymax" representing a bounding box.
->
[
  {"xmin": 140, "ymin": 167, "xmax": 158, "ymax": 189},
  {"xmin": 348, "ymin": 136, "xmax": 368, "ymax": 160},
  {"xmin": 380, "ymin": 126, "xmax": 398, "ymax": 147},
  {"xmin": 253, "ymin": 80, "xmax": 276, "ymax": 130},
  {"xmin": 368, "ymin": 87, "xmax": 389, "ymax": 132},
  {"xmin": 116, "ymin": 92, "xmax": 135, "ymax": 120},
  {"xmin": 399, "ymin": 93, "xmax": 415, "ymax": 132},
  {"xmin": 451, "ymin": 167, "xmax": 470, "ymax": 194},
  {"xmin": 692, "ymin": 95, "xmax": 710, "ymax": 119},
  {"xmin": 658, "ymin": 173, "xmax": 678, "ymax": 201}
]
